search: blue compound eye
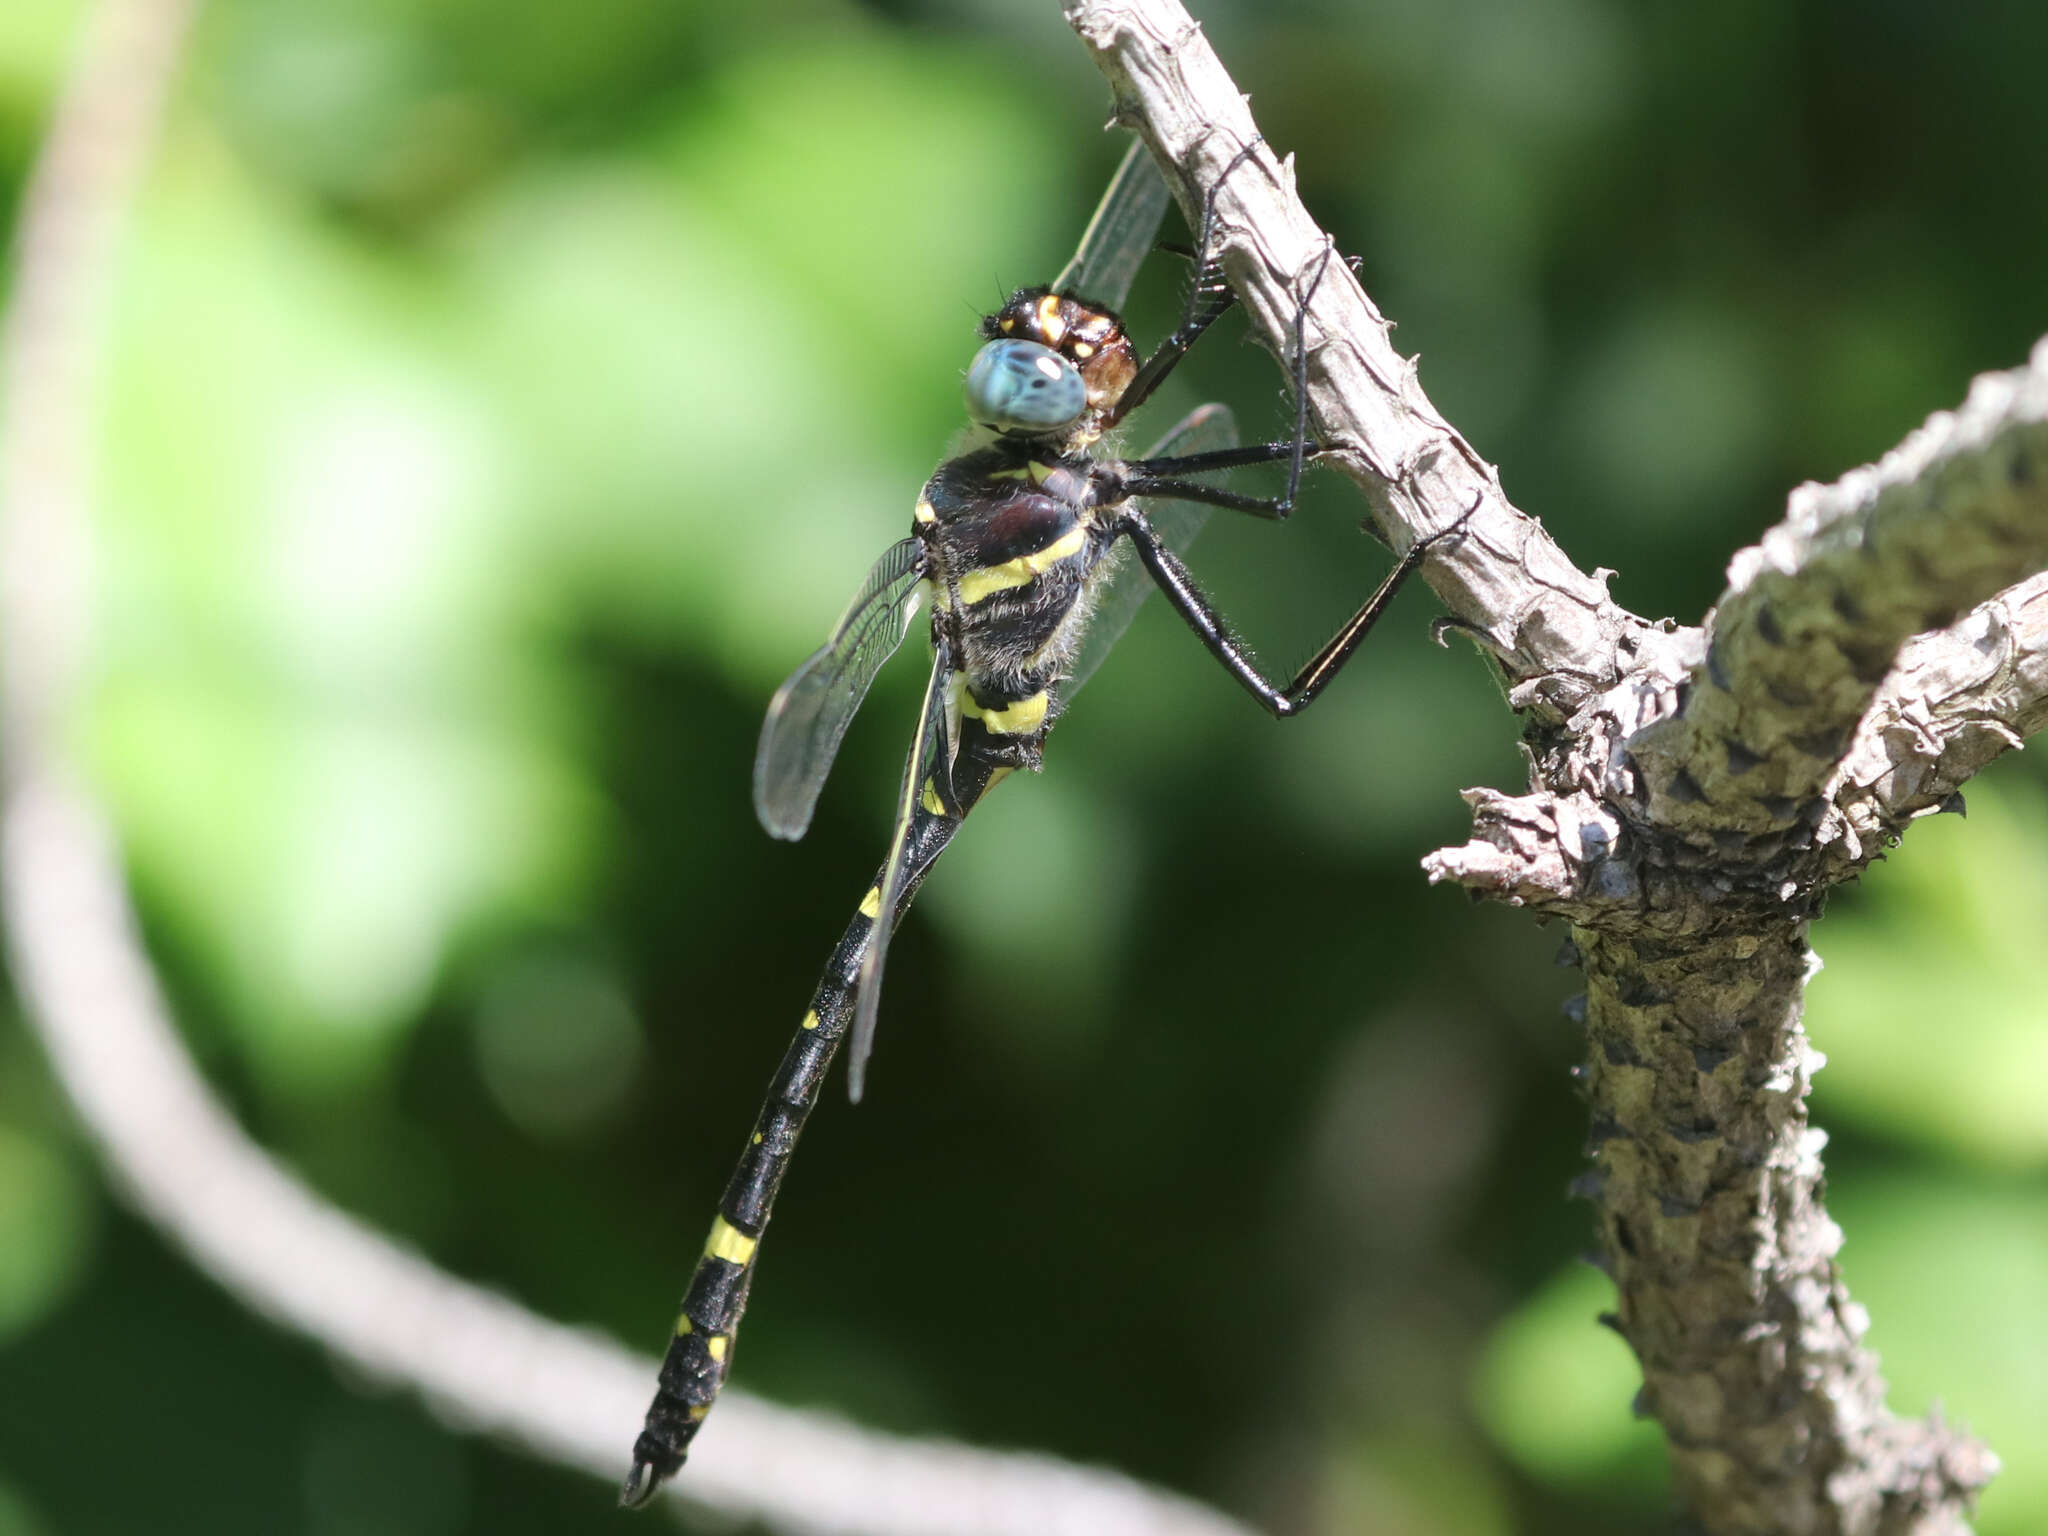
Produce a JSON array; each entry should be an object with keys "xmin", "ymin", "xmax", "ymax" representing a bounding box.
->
[{"xmin": 963, "ymin": 339, "xmax": 1086, "ymax": 433}]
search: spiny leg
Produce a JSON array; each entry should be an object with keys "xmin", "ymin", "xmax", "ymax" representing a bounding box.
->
[
  {"xmin": 1115, "ymin": 236, "xmax": 1346, "ymax": 521},
  {"xmin": 622, "ymin": 757, "xmax": 1002, "ymax": 1507},
  {"xmin": 1113, "ymin": 438, "xmax": 1334, "ymax": 524},
  {"xmin": 1113, "ymin": 470, "xmax": 1321, "ymax": 520},
  {"xmin": 1123, "ymin": 438, "xmax": 1325, "ymax": 484},
  {"xmin": 1110, "ymin": 431, "xmax": 1336, "ymax": 520},
  {"xmin": 1114, "ymin": 494, "xmax": 1479, "ymax": 719},
  {"xmin": 1108, "ymin": 139, "xmax": 1266, "ymax": 426},
  {"xmin": 1278, "ymin": 238, "xmax": 1339, "ymax": 515}
]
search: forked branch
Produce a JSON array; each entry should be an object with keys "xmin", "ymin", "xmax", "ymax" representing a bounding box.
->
[{"xmin": 1068, "ymin": 2, "xmax": 2046, "ymax": 1533}]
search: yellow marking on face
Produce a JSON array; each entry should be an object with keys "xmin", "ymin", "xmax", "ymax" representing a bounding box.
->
[
  {"xmin": 959, "ymin": 690, "xmax": 1049, "ymax": 735},
  {"xmin": 751, "ymin": 1132, "xmax": 763, "ymax": 1145},
  {"xmin": 956, "ymin": 525, "xmax": 1088, "ymax": 604},
  {"xmin": 675, "ymin": 1314, "xmax": 693, "ymax": 1336},
  {"xmin": 1036, "ymin": 292, "xmax": 1066, "ymax": 343},
  {"xmin": 801, "ymin": 1009, "xmax": 820, "ymax": 1031},
  {"xmin": 914, "ymin": 499, "xmax": 937, "ymax": 524},
  {"xmin": 707, "ymin": 1334, "xmax": 729, "ymax": 1362},
  {"xmin": 705, "ymin": 1216, "xmax": 758, "ymax": 1266},
  {"xmin": 999, "ymin": 316, "xmax": 1015, "ymax": 333},
  {"xmin": 1071, "ymin": 341, "xmax": 1094, "ymax": 359},
  {"xmin": 921, "ymin": 776, "xmax": 947, "ymax": 816},
  {"xmin": 858, "ymin": 886, "xmax": 882, "ymax": 918}
]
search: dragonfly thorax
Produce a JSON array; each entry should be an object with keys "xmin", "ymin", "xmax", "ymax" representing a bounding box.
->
[{"xmin": 915, "ymin": 443, "xmax": 1110, "ymax": 739}]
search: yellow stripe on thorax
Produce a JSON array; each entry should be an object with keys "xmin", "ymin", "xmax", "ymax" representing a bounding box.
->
[
  {"xmin": 705, "ymin": 1215, "xmax": 758, "ymax": 1266},
  {"xmin": 1035, "ymin": 292, "xmax": 1066, "ymax": 343},
  {"xmin": 956, "ymin": 526, "xmax": 1086, "ymax": 605},
  {"xmin": 960, "ymin": 689, "xmax": 1049, "ymax": 735}
]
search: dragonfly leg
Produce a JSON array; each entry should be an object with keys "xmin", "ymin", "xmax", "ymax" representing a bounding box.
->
[
  {"xmin": 1116, "ymin": 232, "xmax": 1345, "ymax": 517},
  {"xmin": 1113, "ymin": 471, "xmax": 1312, "ymax": 520},
  {"xmin": 1108, "ymin": 140, "xmax": 1267, "ymax": 425},
  {"xmin": 1110, "ymin": 432, "xmax": 1334, "ymax": 521},
  {"xmin": 1275, "ymin": 237, "xmax": 1341, "ymax": 515},
  {"xmin": 1115, "ymin": 496, "xmax": 1476, "ymax": 719},
  {"xmin": 1122, "ymin": 439, "xmax": 1325, "ymax": 480}
]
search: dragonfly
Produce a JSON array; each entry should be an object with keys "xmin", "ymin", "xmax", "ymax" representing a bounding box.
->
[{"xmin": 622, "ymin": 139, "xmax": 1467, "ymax": 1507}]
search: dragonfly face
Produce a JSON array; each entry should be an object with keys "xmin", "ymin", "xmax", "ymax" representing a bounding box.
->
[
  {"xmin": 972, "ymin": 285, "xmax": 1138, "ymax": 448},
  {"xmin": 962, "ymin": 338, "xmax": 1087, "ymax": 435}
]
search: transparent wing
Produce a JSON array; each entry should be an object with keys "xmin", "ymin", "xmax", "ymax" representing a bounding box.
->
[
  {"xmin": 753, "ymin": 537, "xmax": 928, "ymax": 841},
  {"xmin": 846, "ymin": 644, "xmax": 953, "ymax": 1103},
  {"xmin": 1052, "ymin": 138, "xmax": 1174, "ymax": 313},
  {"xmin": 1062, "ymin": 403, "xmax": 1236, "ymax": 698}
]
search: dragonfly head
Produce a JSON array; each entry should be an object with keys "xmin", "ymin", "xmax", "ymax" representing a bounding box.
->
[
  {"xmin": 973, "ymin": 285, "xmax": 1138, "ymax": 442},
  {"xmin": 963, "ymin": 339, "xmax": 1086, "ymax": 436}
]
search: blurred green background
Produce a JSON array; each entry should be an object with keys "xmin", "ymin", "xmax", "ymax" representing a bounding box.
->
[{"xmin": 3, "ymin": 1, "xmax": 2046, "ymax": 1532}]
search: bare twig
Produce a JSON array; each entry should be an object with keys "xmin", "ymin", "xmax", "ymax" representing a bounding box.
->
[
  {"xmin": 1064, "ymin": 0, "xmax": 1652, "ymax": 726},
  {"xmin": 0, "ymin": 5, "xmax": 1259, "ymax": 1534},
  {"xmin": 1633, "ymin": 343, "xmax": 2048, "ymax": 849},
  {"xmin": 1826, "ymin": 569, "xmax": 2048, "ymax": 860},
  {"xmin": 1065, "ymin": 2, "xmax": 2044, "ymax": 1533}
]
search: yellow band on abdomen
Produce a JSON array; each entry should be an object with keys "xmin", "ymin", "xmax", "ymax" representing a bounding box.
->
[
  {"xmin": 705, "ymin": 1216, "xmax": 758, "ymax": 1266},
  {"xmin": 960, "ymin": 690, "xmax": 1049, "ymax": 735}
]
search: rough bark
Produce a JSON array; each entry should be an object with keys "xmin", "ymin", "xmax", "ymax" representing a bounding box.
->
[{"xmin": 1067, "ymin": 3, "xmax": 2044, "ymax": 1533}]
